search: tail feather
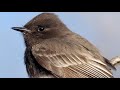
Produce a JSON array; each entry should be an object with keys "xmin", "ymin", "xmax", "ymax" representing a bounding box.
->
[
  {"xmin": 110, "ymin": 56, "xmax": 120, "ymax": 67},
  {"xmin": 103, "ymin": 57, "xmax": 116, "ymax": 70}
]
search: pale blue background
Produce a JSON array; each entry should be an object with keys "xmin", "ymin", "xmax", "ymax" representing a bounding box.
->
[{"xmin": 0, "ymin": 12, "xmax": 120, "ymax": 78}]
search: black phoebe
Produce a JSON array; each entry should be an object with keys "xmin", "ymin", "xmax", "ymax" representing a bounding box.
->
[{"xmin": 12, "ymin": 13, "xmax": 116, "ymax": 78}]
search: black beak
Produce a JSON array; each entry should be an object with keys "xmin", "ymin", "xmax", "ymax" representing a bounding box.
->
[{"xmin": 12, "ymin": 27, "xmax": 30, "ymax": 32}]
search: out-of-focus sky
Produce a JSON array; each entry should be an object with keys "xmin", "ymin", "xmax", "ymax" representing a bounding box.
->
[{"xmin": 0, "ymin": 12, "xmax": 120, "ymax": 78}]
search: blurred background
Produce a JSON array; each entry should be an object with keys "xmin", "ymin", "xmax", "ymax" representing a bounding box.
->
[{"xmin": 0, "ymin": 12, "xmax": 120, "ymax": 78}]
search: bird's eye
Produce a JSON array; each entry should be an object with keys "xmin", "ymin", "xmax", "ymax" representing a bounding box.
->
[{"xmin": 37, "ymin": 26, "xmax": 45, "ymax": 32}]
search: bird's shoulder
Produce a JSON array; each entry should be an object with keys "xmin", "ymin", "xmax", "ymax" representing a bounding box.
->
[{"xmin": 66, "ymin": 32, "xmax": 100, "ymax": 53}]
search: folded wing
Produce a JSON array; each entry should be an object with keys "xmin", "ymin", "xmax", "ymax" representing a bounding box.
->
[{"xmin": 32, "ymin": 39, "xmax": 113, "ymax": 78}]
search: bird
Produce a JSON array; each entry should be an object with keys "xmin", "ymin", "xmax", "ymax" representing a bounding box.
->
[{"xmin": 12, "ymin": 13, "xmax": 119, "ymax": 78}]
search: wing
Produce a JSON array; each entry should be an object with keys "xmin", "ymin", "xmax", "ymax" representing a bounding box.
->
[{"xmin": 32, "ymin": 38, "xmax": 113, "ymax": 78}]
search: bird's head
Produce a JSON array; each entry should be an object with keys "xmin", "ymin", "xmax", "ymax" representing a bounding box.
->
[{"xmin": 12, "ymin": 13, "xmax": 71, "ymax": 47}]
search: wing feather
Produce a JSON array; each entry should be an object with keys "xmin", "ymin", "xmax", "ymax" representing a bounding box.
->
[{"xmin": 32, "ymin": 39, "xmax": 113, "ymax": 78}]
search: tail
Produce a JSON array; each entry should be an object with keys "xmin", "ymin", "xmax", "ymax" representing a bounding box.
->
[
  {"xmin": 103, "ymin": 56, "xmax": 120, "ymax": 70},
  {"xmin": 110, "ymin": 56, "xmax": 120, "ymax": 67},
  {"xmin": 104, "ymin": 56, "xmax": 120, "ymax": 78}
]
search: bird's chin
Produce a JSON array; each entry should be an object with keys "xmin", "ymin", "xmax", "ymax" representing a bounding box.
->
[{"xmin": 22, "ymin": 32, "xmax": 27, "ymax": 35}]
